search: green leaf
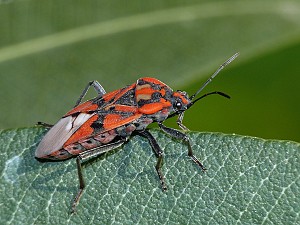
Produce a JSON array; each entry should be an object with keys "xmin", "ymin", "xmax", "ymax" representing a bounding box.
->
[{"xmin": 1, "ymin": 127, "xmax": 299, "ymax": 224}]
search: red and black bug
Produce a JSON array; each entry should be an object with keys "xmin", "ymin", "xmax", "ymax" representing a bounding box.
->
[{"xmin": 35, "ymin": 53, "xmax": 239, "ymax": 212}]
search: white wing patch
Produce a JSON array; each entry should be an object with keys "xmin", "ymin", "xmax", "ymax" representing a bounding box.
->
[{"xmin": 35, "ymin": 113, "xmax": 94, "ymax": 158}]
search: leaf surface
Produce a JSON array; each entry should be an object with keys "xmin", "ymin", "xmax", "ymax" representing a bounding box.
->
[{"xmin": 0, "ymin": 127, "xmax": 299, "ymax": 224}]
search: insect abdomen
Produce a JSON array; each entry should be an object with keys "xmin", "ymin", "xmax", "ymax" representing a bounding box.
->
[{"xmin": 44, "ymin": 130, "xmax": 118, "ymax": 160}]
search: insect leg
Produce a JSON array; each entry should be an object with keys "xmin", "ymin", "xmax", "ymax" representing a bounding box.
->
[
  {"xmin": 176, "ymin": 112, "xmax": 189, "ymax": 131},
  {"xmin": 71, "ymin": 156, "xmax": 85, "ymax": 214},
  {"xmin": 74, "ymin": 80, "xmax": 106, "ymax": 107},
  {"xmin": 158, "ymin": 122, "xmax": 206, "ymax": 171},
  {"xmin": 36, "ymin": 121, "xmax": 53, "ymax": 128},
  {"xmin": 138, "ymin": 130, "xmax": 167, "ymax": 191},
  {"xmin": 71, "ymin": 139, "xmax": 126, "ymax": 213}
]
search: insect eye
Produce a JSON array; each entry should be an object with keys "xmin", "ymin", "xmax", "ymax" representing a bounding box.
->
[{"xmin": 175, "ymin": 101, "xmax": 182, "ymax": 109}]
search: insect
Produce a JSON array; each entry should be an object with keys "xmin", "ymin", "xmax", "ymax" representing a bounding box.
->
[{"xmin": 35, "ymin": 53, "xmax": 239, "ymax": 213}]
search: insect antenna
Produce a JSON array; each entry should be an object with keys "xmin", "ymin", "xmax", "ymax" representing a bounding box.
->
[
  {"xmin": 189, "ymin": 91, "xmax": 230, "ymax": 107},
  {"xmin": 189, "ymin": 52, "xmax": 239, "ymax": 101},
  {"xmin": 167, "ymin": 53, "xmax": 239, "ymax": 119}
]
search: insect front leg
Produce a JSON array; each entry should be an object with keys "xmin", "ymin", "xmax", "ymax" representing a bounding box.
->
[
  {"xmin": 74, "ymin": 80, "xmax": 106, "ymax": 107},
  {"xmin": 138, "ymin": 130, "xmax": 167, "ymax": 191},
  {"xmin": 71, "ymin": 139, "xmax": 126, "ymax": 213},
  {"xmin": 177, "ymin": 112, "xmax": 189, "ymax": 131},
  {"xmin": 158, "ymin": 122, "xmax": 206, "ymax": 171}
]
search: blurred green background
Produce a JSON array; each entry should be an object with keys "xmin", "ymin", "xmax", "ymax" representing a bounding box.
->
[{"xmin": 0, "ymin": 0, "xmax": 299, "ymax": 142}]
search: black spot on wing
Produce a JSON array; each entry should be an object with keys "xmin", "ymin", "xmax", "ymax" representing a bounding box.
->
[
  {"xmin": 91, "ymin": 115, "xmax": 105, "ymax": 132},
  {"xmin": 91, "ymin": 122, "xmax": 103, "ymax": 130},
  {"xmin": 115, "ymin": 89, "xmax": 136, "ymax": 106},
  {"xmin": 137, "ymin": 99, "xmax": 152, "ymax": 107}
]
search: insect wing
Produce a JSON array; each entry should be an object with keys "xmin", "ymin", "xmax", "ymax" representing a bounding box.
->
[
  {"xmin": 100, "ymin": 104, "xmax": 142, "ymax": 131},
  {"xmin": 61, "ymin": 104, "xmax": 142, "ymax": 156},
  {"xmin": 35, "ymin": 113, "xmax": 96, "ymax": 158},
  {"xmin": 64, "ymin": 100, "xmax": 98, "ymax": 117},
  {"xmin": 36, "ymin": 83, "xmax": 142, "ymax": 159}
]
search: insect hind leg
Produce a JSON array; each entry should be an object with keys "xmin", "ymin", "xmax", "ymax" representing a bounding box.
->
[
  {"xmin": 74, "ymin": 80, "xmax": 106, "ymax": 107},
  {"xmin": 138, "ymin": 130, "xmax": 167, "ymax": 191},
  {"xmin": 71, "ymin": 138, "xmax": 127, "ymax": 213}
]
